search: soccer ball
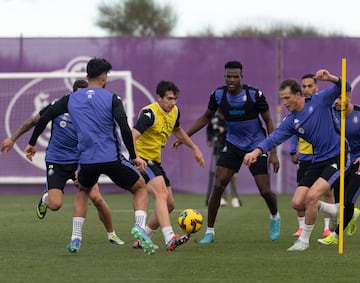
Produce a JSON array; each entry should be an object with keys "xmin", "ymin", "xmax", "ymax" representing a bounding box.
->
[{"xmin": 178, "ymin": 208, "xmax": 203, "ymax": 234}]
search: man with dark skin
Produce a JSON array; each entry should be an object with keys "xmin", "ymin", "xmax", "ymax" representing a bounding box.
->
[{"xmin": 174, "ymin": 60, "xmax": 280, "ymax": 244}]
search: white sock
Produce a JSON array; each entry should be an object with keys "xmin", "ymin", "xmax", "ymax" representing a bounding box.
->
[
  {"xmin": 71, "ymin": 217, "xmax": 85, "ymax": 240},
  {"xmin": 270, "ymin": 212, "xmax": 280, "ymax": 220},
  {"xmin": 298, "ymin": 216, "xmax": 305, "ymax": 229},
  {"xmin": 161, "ymin": 226, "xmax": 175, "ymax": 244},
  {"xmin": 324, "ymin": 217, "xmax": 330, "ymax": 230},
  {"xmin": 205, "ymin": 227, "xmax": 215, "ymax": 235},
  {"xmin": 145, "ymin": 225, "xmax": 156, "ymax": 238},
  {"xmin": 42, "ymin": 192, "xmax": 48, "ymax": 206},
  {"xmin": 134, "ymin": 210, "xmax": 147, "ymax": 229},
  {"xmin": 319, "ymin": 201, "xmax": 338, "ymax": 216},
  {"xmin": 107, "ymin": 230, "xmax": 116, "ymax": 240},
  {"xmin": 299, "ymin": 224, "xmax": 314, "ymax": 243}
]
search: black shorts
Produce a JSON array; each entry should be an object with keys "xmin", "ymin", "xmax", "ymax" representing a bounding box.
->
[
  {"xmin": 45, "ymin": 162, "xmax": 77, "ymax": 191},
  {"xmin": 298, "ymin": 154, "xmax": 350, "ymax": 188},
  {"xmin": 217, "ymin": 142, "xmax": 269, "ymax": 175},
  {"xmin": 297, "ymin": 160, "xmax": 312, "ymax": 183},
  {"xmin": 333, "ymin": 162, "xmax": 360, "ymax": 204},
  {"xmin": 78, "ymin": 159, "xmax": 141, "ymax": 190},
  {"xmin": 141, "ymin": 159, "xmax": 170, "ymax": 187}
]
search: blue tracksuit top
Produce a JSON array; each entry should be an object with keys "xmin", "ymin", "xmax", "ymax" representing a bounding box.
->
[
  {"xmin": 41, "ymin": 106, "xmax": 78, "ymax": 163},
  {"xmin": 258, "ymin": 81, "xmax": 344, "ymax": 163},
  {"xmin": 289, "ymin": 96, "xmax": 313, "ymax": 161},
  {"xmin": 208, "ymin": 85, "xmax": 269, "ymax": 151},
  {"xmin": 68, "ymin": 88, "xmax": 124, "ymax": 164}
]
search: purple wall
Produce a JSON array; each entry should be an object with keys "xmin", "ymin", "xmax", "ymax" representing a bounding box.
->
[{"xmin": 1, "ymin": 37, "xmax": 359, "ymax": 195}]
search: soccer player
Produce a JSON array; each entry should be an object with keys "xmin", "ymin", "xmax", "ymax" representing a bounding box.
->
[
  {"xmin": 317, "ymin": 85, "xmax": 360, "ymax": 245},
  {"xmin": 1, "ymin": 80, "xmax": 123, "ymax": 246},
  {"xmin": 25, "ymin": 58, "xmax": 155, "ymax": 255},
  {"xmin": 175, "ymin": 60, "xmax": 281, "ymax": 244},
  {"xmin": 289, "ymin": 74, "xmax": 334, "ymax": 238},
  {"xmin": 132, "ymin": 80, "xmax": 205, "ymax": 251},
  {"xmin": 243, "ymin": 69, "xmax": 350, "ymax": 251}
]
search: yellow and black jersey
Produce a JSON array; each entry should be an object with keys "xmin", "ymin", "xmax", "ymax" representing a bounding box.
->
[{"xmin": 134, "ymin": 102, "xmax": 179, "ymax": 162}]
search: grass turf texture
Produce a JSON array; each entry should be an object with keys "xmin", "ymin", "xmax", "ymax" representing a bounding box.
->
[{"xmin": 1, "ymin": 193, "xmax": 360, "ymax": 283}]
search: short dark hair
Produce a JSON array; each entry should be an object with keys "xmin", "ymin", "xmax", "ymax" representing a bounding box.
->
[
  {"xmin": 279, "ymin": 79, "xmax": 302, "ymax": 95},
  {"xmin": 301, "ymin": 73, "xmax": 317, "ymax": 84},
  {"xmin": 156, "ymin": 80, "xmax": 179, "ymax": 98},
  {"xmin": 224, "ymin": 61, "xmax": 243, "ymax": 70},
  {"xmin": 72, "ymin": 79, "xmax": 88, "ymax": 91},
  {"xmin": 86, "ymin": 58, "xmax": 112, "ymax": 79}
]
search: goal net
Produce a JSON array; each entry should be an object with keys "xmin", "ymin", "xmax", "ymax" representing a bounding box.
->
[{"xmin": 0, "ymin": 71, "xmax": 133, "ymax": 184}]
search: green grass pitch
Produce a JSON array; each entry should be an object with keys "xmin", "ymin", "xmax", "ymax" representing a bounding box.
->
[{"xmin": 1, "ymin": 193, "xmax": 360, "ymax": 283}]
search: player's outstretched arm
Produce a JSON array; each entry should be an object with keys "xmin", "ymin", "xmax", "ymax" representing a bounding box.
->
[
  {"xmin": 1, "ymin": 113, "xmax": 40, "ymax": 152},
  {"xmin": 172, "ymin": 127, "xmax": 205, "ymax": 167},
  {"xmin": 172, "ymin": 109, "xmax": 215, "ymax": 150}
]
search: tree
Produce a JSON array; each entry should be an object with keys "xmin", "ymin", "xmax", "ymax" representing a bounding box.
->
[
  {"xmin": 218, "ymin": 23, "xmax": 343, "ymax": 37},
  {"xmin": 223, "ymin": 24, "xmax": 343, "ymax": 37},
  {"xmin": 96, "ymin": 0, "xmax": 177, "ymax": 36}
]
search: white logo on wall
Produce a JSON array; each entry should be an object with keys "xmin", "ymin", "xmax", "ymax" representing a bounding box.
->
[{"xmin": 5, "ymin": 56, "xmax": 154, "ymax": 171}]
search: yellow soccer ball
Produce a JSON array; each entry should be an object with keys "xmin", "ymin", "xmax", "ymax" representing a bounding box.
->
[{"xmin": 178, "ymin": 208, "xmax": 203, "ymax": 234}]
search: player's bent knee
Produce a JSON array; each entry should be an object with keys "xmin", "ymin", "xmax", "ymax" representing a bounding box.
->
[
  {"xmin": 291, "ymin": 200, "xmax": 305, "ymax": 211},
  {"xmin": 305, "ymin": 192, "xmax": 319, "ymax": 206},
  {"xmin": 90, "ymin": 197, "xmax": 106, "ymax": 209},
  {"xmin": 49, "ymin": 202, "xmax": 62, "ymax": 211}
]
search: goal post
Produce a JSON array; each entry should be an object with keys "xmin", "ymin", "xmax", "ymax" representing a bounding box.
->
[{"xmin": 0, "ymin": 71, "xmax": 133, "ymax": 184}]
